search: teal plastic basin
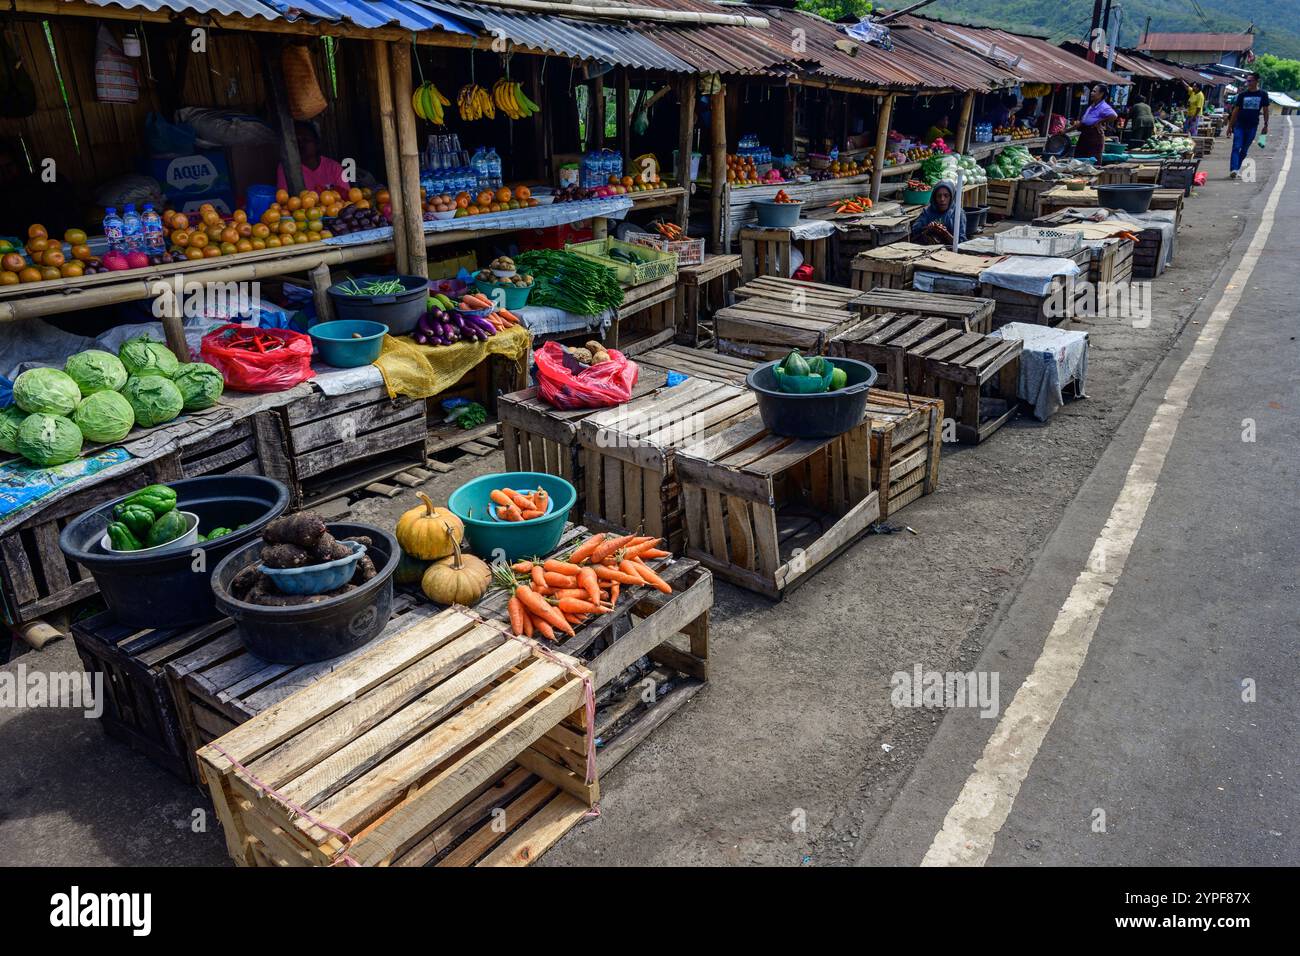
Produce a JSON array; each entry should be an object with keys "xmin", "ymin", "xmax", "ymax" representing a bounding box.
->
[
  {"xmin": 474, "ymin": 278, "xmax": 532, "ymax": 310},
  {"xmin": 309, "ymin": 320, "xmax": 386, "ymax": 367},
  {"xmin": 447, "ymin": 472, "xmax": 576, "ymax": 563}
]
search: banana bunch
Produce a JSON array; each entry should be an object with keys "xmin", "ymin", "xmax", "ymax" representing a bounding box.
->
[
  {"xmin": 492, "ymin": 78, "xmax": 540, "ymax": 120},
  {"xmin": 457, "ymin": 84, "xmax": 495, "ymax": 121},
  {"xmin": 411, "ymin": 82, "xmax": 451, "ymax": 125}
]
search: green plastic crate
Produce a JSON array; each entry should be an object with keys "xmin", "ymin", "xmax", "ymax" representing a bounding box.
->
[{"xmin": 565, "ymin": 237, "xmax": 677, "ymax": 286}]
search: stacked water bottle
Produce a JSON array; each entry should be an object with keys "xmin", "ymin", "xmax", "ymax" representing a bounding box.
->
[
  {"xmin": 580, "ymin": 148, "xmax": 623, "ymax": 188},
  {"xmin": 102, "ymin": 203, "xmax": 169, "ymax": 262},
  {"xmin": 736, "ymin": 134, "xmax": 771, "ymax": 167}
]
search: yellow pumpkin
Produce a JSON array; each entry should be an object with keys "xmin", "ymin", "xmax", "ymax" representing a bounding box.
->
[
  {"xmin": 396, "ymin": 493, "xmax": 464, "ymax": 560},
  {"xmin": 420, "ymin": 533, "xmax": 491, "ymax": 605}
]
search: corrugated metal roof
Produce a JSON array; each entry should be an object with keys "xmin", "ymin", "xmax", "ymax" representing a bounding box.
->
[
  {"xmin": 65, "ymin": 0, "xmax": 283, "ymax": 17},
  {"xmin": 1138, "ymin": 32, "xmax": 1255, "ymax": 53},
  {"xmin": 276, "ymin": 0, "xmax": 469, "ymax": 32},
  {"xmin": 1059, "ymin": 41, "xmax": 1230, "ymax": 86},
  {"xmin": 901, "ymin": 16, "xmax": 1126, "ymax": 86}
]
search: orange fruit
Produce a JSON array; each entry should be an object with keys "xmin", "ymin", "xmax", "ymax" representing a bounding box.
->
[
  {"xmin": 219, "ymin": 242, "xmax": 237, "ymax": 255},
  {"xmin": 348, "ymin": 187, "xmax": 363, "ymax": 203},
  {"xmin": 26, "ymin": 237, "xmax": 48, "ymax": 254},
  {"xmin": 42, "ymin": 249, "xmax": 65, "ymax": 267},
  {"xmin": 203, "ymin": 245, "xmax": 221, "ymax": 258},
  {"xmin": 293, "ymin": 233, "xmax": 309, "ymax": 244},
  {"xmin": 71, "ymin": 244, "xmax": 93, "ymax": 261},
  {"xmin": 456, "ymin": 195, "xmax": 470, "ymax": 209},
  {"xmin": 64, "ymin": 228, "xmax": 87, "ymax": 245},
  {"xmin": 189, "ymin": 232, "xmax": 209, "ymax": 248},
  {"xmin": 173, "ymin": 213, "xmax": 190, "ymax": 231},
  {"xmin": 265, "ymin": 236, "xmax": 282, "ymax": 248},
  {"xmin": 306, "ymin": 231, "xmax": 321, "ymax": 242},
  {"xmin": 361, "ymin": 187, "xmax": 372, "ymax": 198},
  {"xmin": 0, "ymin": 270, "xmax": 19, "ymax": 285},
  {"xmin": 171, "ymin": 230, "xmax": 191, "ymax": 247},
  {"xmin": 467, "ymin": 205, "xmax": 480, "ymax": 216},
  {"xmin": 18, "ymin": 266, "xmax": 42, "ymax": 283},
  {"xmin": 477, "ymin": 191, "xmax": 494, "ymax": 208},
  {"xmin": 220, "ymin": 226, "xmax": 239, "ymax": 244},
  {"xmin": 527, "ymin": 199, "xmax": 539, "ymax": 208},
  {"xmin": 286, "ymin": 196, "xmax": 302, "ymax": 211},
  {"xmin": 275, "ymin": 189, "xmax": 289, "ymax": 204},
  {"xmin": 235, "ymin": 239, "xmax": 252, "ymax": 252},
  {"xmin": 261, "ymin": 209, "xmax": 281, "ymax": 226},
  {"xmin": 237, "ymin": 222, "xmax": 252, "ymax": 238},
  {"xmin": 252, "ymin": 223, "xmax": 270, "ymax": 239},
  {"xmin": 292, "ymin": 209, "xmax": 307, "ymax": 223},
  {"xmin": 318, "ymin": 229, "xmax": 332, "ymax": 239},
  {"xmin": 185, "ymin": 247, "xmax": 204, "ymax": 260},
  {"xmin": 515, "ymin": 186, "xmax": 531, "ymax": 201},
  {"xmin": 232, "ymin": 209, "xmax": 247, "ymax": 222},
  {"xmin": 2, "ymin": 252, "xmax": 24, "ymax": 272},
  {"xmin": 278, "ymin": 220, "xmax": 297, "ymax": 235},
  {"xmin": 374, "ymin": 189, "xmax": 390, "ymax": 206},
  {"xmin": 60, "ymin": 261, "xmax": 83, "ymax": 278},
  {"xmin": 39, "ymin": 265, "xmax": 61, "ymax": 280},
  {"xmin": 27, "ymin": 224, "xmax": 47, "ymax": 239},
  {"xmin": 354, "ymin": 199, "xmax": 370, "ymax": 210},
  {"xmin": 301, "ymin": 191, "xmax": 318, "ymax": 208},
  {"xmin": 251, "ymin": 238, "xmax": 266, "ymax": 250}
]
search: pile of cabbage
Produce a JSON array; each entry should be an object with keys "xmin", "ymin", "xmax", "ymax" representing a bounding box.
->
[
  {"xmin": 922, "ymin": 153, "xmax": 987, "ymax": 187},
  {"xmin": 0, "ymin": 337, "xmax": 225, "ymax": 467},
  {"xmin": 986, "ymin": 145, "xmax": 1034, "ymax": 180},
  {"xmin": 1143, "ymin": 135, "xmax": 1194, "ymax": 155}
]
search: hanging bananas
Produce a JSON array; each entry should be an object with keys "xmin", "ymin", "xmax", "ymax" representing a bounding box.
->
[
  {"xmin": 457, "ymin": 84, "xmax": 496, "ymax": 121},
  {"xmin": 411, "ymin": 81, "xmax": 451, "ymax": 126},
  {"xmin": 492, "ymin": 78, "xmax": 541, "ymax": 120}
]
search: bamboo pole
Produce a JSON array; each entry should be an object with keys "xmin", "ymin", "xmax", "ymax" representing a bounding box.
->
[
  {"xmin": 617, "ymin": 69, "xmax": 631, "ymax": 163},
  {"xmin": 1042, "ymin": 86, "xmax": 1056, "ymax": 136},
  {"xmin": 676, "ymin": 75, "xmax": 696, "ymax": 229},
  {"xmin": 869, "ymin": 93, "xmax": 896, "ymax": 203},
  {"xmin": 259, "ymin": 35, "xmax": 305, "ymax": 195},
  {"xmin": 530, "ymin": 56, "xmax": 548, "ymax": 180},
  {"xmin": 955, "ymin": 90, "xmax": 975, "ymax": 153},
  {"xmin": 373, "ymin": 40, "xmax": 408, "ymax": 274},
  {"xmin": 589, "ymin": 73, "xmax": 606, "ymax": 151},
  {"xmin": 390, "ymin": 41, "xmax": 427, "ymax": 278},
  {"xmin": 709, "ymin": 85, "xmax": 727, "ymax": 253}
]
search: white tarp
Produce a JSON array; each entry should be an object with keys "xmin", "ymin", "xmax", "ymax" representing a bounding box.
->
[{"xmin": 979, "ymin": 255, "xmax": 1082, "ymax": 296}]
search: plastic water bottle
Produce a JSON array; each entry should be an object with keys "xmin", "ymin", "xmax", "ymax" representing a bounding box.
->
[
  {"xmin": 121, "ymin": 204, "xmax": 142, "ymax": 254},
  {"xmin": 486, "ymin": 147, "xmax": 502, "ymax": 189},
  {"xmin": 142, "ymin": 204, "xmax": 165, "ymax": 256},
  {"xmin": 103, "ymin": 207, "xmax": 124, "ymax": 253}
]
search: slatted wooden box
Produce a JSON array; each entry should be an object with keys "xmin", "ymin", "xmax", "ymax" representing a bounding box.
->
[
  {"xmin": 829, "ymin": 311, "xmax": 947, "ymax": 392},
  {"xmin": 979, "ymin": 279, "xmax": 1071, "ymax": 328},
  {"xmin": 1087, "ymin": 238, "xmax": 1134, "ymax": 287},
  {"xmin": 740, "ymin": 226, "xmax": 830, "ymax": 283},
  {"xmin": 281, "ymin": 385, "xmax": 427, "ymax": 504},
  {"xmin": 197, "ymin": 606, "xmax": 599, "ymax": 868},
  {"xmin": 852, "ymin": 287, "xmax": 996, "ymax": 334},
  {"xmin": 850, "ymin": 243, "xmax": 933, "ymax": 291},
  {"xmin": 499, "ymin": 372, "xmax": 667, "ymax": 518},
  {"xmin": 714, "ymin": 298, "xmax": 861, "ymax": 361},
  {"xmin": 987, "ymin": 178, "xmax": 1018, "ymax": 219},
  {"xmin": 638, "ymin": 344, "xmax": 758, "ymax": 385},
  {"xmin": 612, "ymin": 274, "xmax": 678, "ymax": 356},
  {"xmin": 675, "ymin": 253, "xmax": 742, "ymax": 347},
  {"xmin": 1013, "ymin": 178, "xmax": 1056, "ymax": 220},
  {"xmin": 907, "ymin": 329, "xmax": 1023, "ymax": 444},
  {"xmin": 576, "ymin": 379, "xmax": 758, "ymax": 550},
  {"xmin": 1131, "ymin": 227, "xmax": 1168, "ymax": 279},
  {"xmin": 864, "ymin": 391, "xmax": 944, "ymax": 518},
  {"xmin": 676, "ymin": 414, "xmax": 879, "ymax": 598}
]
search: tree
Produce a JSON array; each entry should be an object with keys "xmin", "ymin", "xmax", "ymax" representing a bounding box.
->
[
  {"xmin": 1253, "ymin": 54, "xmax": 1300, "ymax": 95},
  {"xmin": 796, "ymin": 0, "xmax": 875, "ymax": 23}
]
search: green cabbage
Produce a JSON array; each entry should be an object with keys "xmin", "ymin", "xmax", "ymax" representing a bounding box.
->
[
  {"xmin": 12, "ymin": 367, "xmax": 82, "ymax": 417},
  {"xmin": 73, "ymin": 390, "xmax": 135, "ymax": 443},
  {"xmin": 172, "ymin": 362, "xmax": 224, "ymax": 411},
  {"xmin": 0, "ymin": 406, "xmax": 28, "ymax": 454},
  {"xmin": 122, "ymin": 375, "xmax": 184, "ymax": 428},
  {"xmin": 119, "ymin": 336, "xmax": 180, "ymax": 379},
  {"xmin": 65, "ymin": 349, "xmax": 129, "ymax": 395},
  {"xmin": 15, "ymin": 413, "xmax": 83, "ymax": 467}
]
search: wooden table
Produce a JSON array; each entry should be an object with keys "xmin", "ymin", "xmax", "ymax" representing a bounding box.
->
[
  {"xmin": 740, "ymin": 226, "xmax": 831, "ymax": 283},
  {"xmin": 675, "ymin": 253, "xmax": 742, "ymax": 346}
]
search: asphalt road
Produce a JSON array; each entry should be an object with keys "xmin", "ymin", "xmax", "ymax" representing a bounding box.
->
[{"xmin": 861, "ymin": 121, "xmax": 1298, "ymax": 867}]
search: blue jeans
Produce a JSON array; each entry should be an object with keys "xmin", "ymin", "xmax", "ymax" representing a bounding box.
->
[{"xmin": 1231, "ymin": 122, "xmax": 1257, "ymax": 172}]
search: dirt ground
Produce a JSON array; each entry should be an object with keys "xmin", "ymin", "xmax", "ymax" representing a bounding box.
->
[{"xmin": 0, "ymin": 140, "xmax": 1263, "ymax": 867}]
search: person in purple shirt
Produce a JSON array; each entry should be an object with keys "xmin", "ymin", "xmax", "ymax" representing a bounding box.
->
[{"xmin": 1066, "ymin": 85, "xmax": 1118, "ymax": 163}]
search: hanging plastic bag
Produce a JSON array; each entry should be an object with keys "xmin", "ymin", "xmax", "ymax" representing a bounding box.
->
[
  {"xmin": 282, "ymin": 45, "xmax": 327, "ymax": 120},
  {"xmin": 200, "ymin": 324, "xmax": 314, "ymax": 392},
  {"xmin": 534, "ymin": 341, "xmax": 637, "ymax": 410},
  {"xmin": 94, "ymin": 25, "xmax": 138, "ymax": 104}
]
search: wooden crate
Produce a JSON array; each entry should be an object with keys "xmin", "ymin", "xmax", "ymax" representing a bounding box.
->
[
  {"xmin": 850, "ymin": 242, "xmax": 932, "ymax": 291},
  {"xmin": 1013, "ymin": 178, "xmax": 1055, "ymax": 220},
  {"xmin": 1192, "ymin": 135, "xmax": 1214, "ymax": 156},
  {"xmin": 1096, "ymin": 163, "xmax": 1136, "ymax": 186},
  {"xmin": 1132, "ymin": 164, "xmax": 1162, "ymax": 184},
  {"xmin": 70, "ymin": 611, "xmax": 233, "ymax": 782},
  {"xmin": 864, "ymin": 391, "xmax": 943, "ymax": 519},
  {"xmin": 715, "ymin": 296, "xmax": 861, "ymax": 361},
  {"xmin": 576, "ymin": 379, "xmax": 758, "ymax": 549},
  {"xmin": 979, "ymin": 279, "xmax": 1070, "ymax": 328},
  {"xmin": 732, "ymin": 274, "xmax": 864, "ymax": 311},
  {"xmin": 282, "ymin": 385, "xmax": 427, "ymax": 504},
  {"xmin": 852, "ymin": 287, "xmax": 995, "ymax": 333},
  {"xmin": 987, "ymin": 178, "xmax": 1019, "ymax": 219},
  {"xmin": 740, "ymin": 227, "xmax": 830, "ymax": 283},
  {"xmin": 197, "ymin": 606, "xmax": 599, "ymax": 867},
  {"xmin": 829, "ymin": 311, "xmax": 948, "ymax": 392},
  {"xmin": 907, "ymin": 329, "xmax": 1023, "ymax": 444},
  {"xmin": 1087, "ymin": 237, "xmax": 1134, "ymax": 287},
  {"xmin": 1131, "ymin": 227, "xmax": 1167, "ymax": 279},
  {"xmin": 611, "ymin": 274, "xmax": 677, "ymax": 355},
  {"xmin": 499, "ymin": 372, "xmax": 667, "ymax": 517},
  {"xmin": 675, "ymin": 253, "xmax": 742, "ymax": 347},
  {"xmin": 474, "ymin": 525, "xmax": 712, "ymax": 770},
  {"xmin": 676, "ymin": 414, "xmax": 879, "ymax": 598},
  {"xmin": 638, "ymin": 344, "xmax": 758, "ymax": 385}
]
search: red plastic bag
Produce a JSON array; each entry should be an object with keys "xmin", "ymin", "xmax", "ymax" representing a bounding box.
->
[
  {"xmin": 200, "ymin": 324, "xmax": 315, "ymax": 393},
  {"xmin": 535, "ymin": 340, "xmax": 637, "ymax": 410}
]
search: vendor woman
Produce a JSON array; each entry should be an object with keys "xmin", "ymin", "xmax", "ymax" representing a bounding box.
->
[
  {"xmin": 911, "ymin": 180, "xmax": 966, "ymax": 246},
  {"xmin": 276, "ymin": 121, "xmax": 347, "ymax": 194},
  {"xmin": 1068, "ymin": 84, "xmax": 1118, "ymax": 163}
]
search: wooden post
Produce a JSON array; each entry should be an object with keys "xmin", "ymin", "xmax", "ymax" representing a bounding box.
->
[
  {"xmin": 160, "ymin": 280, "xmax": 188, "ymax": 362},
  {"xmin": 390, "ymin": 40, "xmax": 427, "ymax": 278},
  {"xmin": 617, "ymin": 69, "xmax": 631, "ymax": 162},
  {"xmin": 955, "ymin": 90, "xmax": 975, "ymax": 153},
  {"xmin": 709, "ymin": 84, "xmax": 727, "ymax": 253},
  {"xmin": 309, "ymin": 262, "xmax": 334, "ymax": 323},
  {"xmin": 530, "ymin": 56, "xmax": 547, "ymax": 180},
  {"xmin": 373, "ymin": 40, "xmax": 407, "ymax": 274},
  {"xmin": 258, "ymin": 35, "xmax": 305, "ymax": 196},
  {"xmin": 676, "ymin": 75, "xmax": 696, "ymax": 229},
  {"xmin": 1042, "ymin": 86, "xmax": 1056, "ymax": 136},
  {"xmin": 869, "ymin": 93, "xmax": 896, "ymax": 204},
  {"xmin": 588, "ymin": 73, "xmax": 606, "ymax": 150}
]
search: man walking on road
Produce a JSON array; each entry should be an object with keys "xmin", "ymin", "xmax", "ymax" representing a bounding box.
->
[{"xmin": 1229, "ymin": 74, "xmax": 1269, "ymax": 179}]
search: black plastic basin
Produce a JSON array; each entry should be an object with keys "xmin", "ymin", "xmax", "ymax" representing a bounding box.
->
[
  {"xmin": 746, "ymin": 358, "xmax": 877, "ymax": 439},
  {"xmin": 59, "ymin": 475, "xmax": 290, "ymax": 629},
  {"xmin": 210, "ymin": 522, "xmax": 399, "ymax": 664},
  {"xmin": 1096, "ymin": 183, "xmax": 1156, "ymax": 214}
]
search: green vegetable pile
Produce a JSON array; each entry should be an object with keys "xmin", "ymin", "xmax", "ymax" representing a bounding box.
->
[
  {"xmin": 987, "ymin": 145, "xmax": 1033, "ymax": 180},
  {"xmin": 515, "ymin": 250, "xmax": 625, "ymax": 315},
  {"xmin": 107, "ymin": 483, "xmax": 186, "ymax": 551},
  {"xmin": 2, "ymin": 337, "xmax": 225, "ymax": 468},
  {"xmin": 773, "ymin": 350, "xmax": 847, "ymax": 394}
]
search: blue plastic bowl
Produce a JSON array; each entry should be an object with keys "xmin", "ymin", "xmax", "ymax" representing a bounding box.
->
[
  {"xmin": 309, "ymin": 320, "xmax": 387, "ymax": 368},
  {"xmin": 259, "ymin": 540, "xmax": 367, "ymax": 595},
  {"xmin": 447, "ymin": 472, "xmax": 576, "ymax": 563},
  {"xmin": 474, "ymin": 278, "xmax": 532, "ymax": 310}
]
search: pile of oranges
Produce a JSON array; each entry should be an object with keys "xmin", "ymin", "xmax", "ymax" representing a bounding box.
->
[
  {"xmin": 426, "ymin": 185, "xmax": 539, "ymax": 219},
  {"xmin": 0, "ymin": 225, "xmax": 95, "ymax": 284},
  {"xmin": 726, "ymin": 154, "xmax": 761, "ymax": 185},
  {"xmin": 163, "ymin": 188, "xmax": 354, "ymax": 259}
]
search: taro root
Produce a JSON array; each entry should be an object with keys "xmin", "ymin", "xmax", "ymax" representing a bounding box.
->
[
  {"xmin": 352, "ymin": 554, "xmax": 377, "ymax": 584},
  {"xmin": 230, "ymin": 565, "xmax": 261, "ymax": 600},
  {"xmin": 263, "ymin": 512, "xmax": 327, "ymax": 549},
  {"xmin": 312, "ymin": 532, "xmax": 352, "ymax": 562},
  {"xmin": 260, "ymin": 543, "xmax": 312, "ymax": 569},
  {"xmin": 342, "ymin": 535, "xmax": 373, "ymax": 549}
]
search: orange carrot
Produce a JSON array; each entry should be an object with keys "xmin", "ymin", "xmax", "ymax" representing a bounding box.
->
[
  {"xmin": 490, "ymin": 489, "xmax": 514, "ymax": 509},
  {"xmin": 543, "ymin": 559, "xmax": 583, "ymax": 576},
  {"xmin": 511, "ymin": 560, "xmax": 534, "ymax": 574},
  {"xmin": 555, "ymin": 597, "xmax": 605, "ymax": 615},
  {"xmin": 504, "ymin": 488, "xmax": 533, "ymax": 511},
  {"xmin": 531, "ymin": 614, "xmax": 555, "ymax": 641},
  {"xmin": 578, "ymin": 567, "xmax": 600, "ymax": 605},
  {"xmin": 637, "ymin": 548, "xmax": 671, "ymax": 559},
  {"xmin": 519, "ymin": 509, "xmax": 544, "ymax": 520},
  {"xmin": 563, "ymin": 612, "xmax": 584, "ymax": 625},
  {"xmin": 496, "ymin": 308, "xmax": 520, "ymax": 324},
  {"xmin": 515, "ymin": 585, "xmax": 574, "ymax": 636},
  {"xmin": 592, "ymin": 533, "xmax": 637, "ymax": 563},
  {"xmin": 532, "ymin": 488, "xmax": 549, "ymax": 512},
  {"xmin": 608, "ymin": 582, "xmax": 619, "ymax": 606},
  {"xmin": 630, "ymin": 559, "xmax": 672, "ymax": 594},
  {"xmin": 594, "ymin": 564, "xmax": 641, "ymax": 585},
  {"xmin": 569, "ymin": 533, "xmax": 606, "ymax": 564},
  {"xmin": 531, "ymin": 565, "xmax": 547, "ymax": 591},
  {"xmin": 623, "ymin": 537, "xmax": 663, "ymax": 559},
  {"xmin": 462, "ymin": 292, "xmax": 494, "ymax": 309},
  {"xmin": 508, "ymin": 595, "xmax": 525, "ymax": 636},
  {"xmin": 522, "ymin": 611, "xmax": 534, "ymax": 638},
  {"xmin": 543, "ymin": 572, "xmax": 578, "ymax": 589}
]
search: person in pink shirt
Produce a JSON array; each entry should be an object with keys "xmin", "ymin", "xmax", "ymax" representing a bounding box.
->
[{"xmin": 276, "ymin": 121, "xmax": 347, "ymax": 194}]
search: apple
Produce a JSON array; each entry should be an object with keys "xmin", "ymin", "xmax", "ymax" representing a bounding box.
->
[
  {"xmin": 102, "ymin": 253, "xmax": 130, "ymax": 271},
  {"xmin": 125, "ymin": 251, "xmax": 150, "ymax": 269}
]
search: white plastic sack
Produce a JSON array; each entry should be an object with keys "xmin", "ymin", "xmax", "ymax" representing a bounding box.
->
[{"xmin": 175, "ymin": 107, "xmax": 277, "ymax": 146}]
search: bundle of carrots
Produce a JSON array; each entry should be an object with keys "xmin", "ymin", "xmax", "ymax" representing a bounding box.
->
[
  {"xmin": 458, "ymin": 292, "xmax": 522, "ymax": 331},
  {"xmin": 832, "ymin": 195, "xmax": 874, "ymax": 214},
  {"xmin": 490, "ymin": 486, "xmax": 549, "ymax": 521},
  {"xmin": 652, "ymin": 220, "xmax": 685, "ymax": 241},
  {"xmin": 497, "ymin": 531, "xmax": 673, "ymax": 641}
]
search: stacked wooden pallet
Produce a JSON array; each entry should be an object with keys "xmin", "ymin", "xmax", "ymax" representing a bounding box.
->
[
  {"xmin": 850, "ymin": 242, "xmax": 933, "ymax": 292},
  {"xmin": 852, "ymin": 287, "xmax": 996, "ymax": 333},
  {"xmin": 829, "ymin": 311, "xmax": 949, "ymax": 392},
  {"xmin": 638, "ymin": 344, "xmax": 758, "ymax": 385},
  {"xmin": 716, "ymin": 277, "xmax": 864, "ymax": 360}
]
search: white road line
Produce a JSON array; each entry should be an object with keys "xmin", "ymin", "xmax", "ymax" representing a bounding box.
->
[{"xmin": 921, "ymin": 121, "xmax": 1295, "ymax": 867}]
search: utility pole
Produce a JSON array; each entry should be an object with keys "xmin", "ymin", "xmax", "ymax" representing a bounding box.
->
[
  {"xmin": 1102, "ymin": 0, "xmax": 1113, "ymax": 33},
  {"xmin": 1087, "ymin": 0, "xmax": 1105, "ymax": 62},
  {"xmin": 1142, "ymin": 16, "xmax": 1151, "ymax": 48}
]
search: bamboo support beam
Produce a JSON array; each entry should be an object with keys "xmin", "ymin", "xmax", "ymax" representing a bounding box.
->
[
  {"xmin": 390, "ymin": 41, "xmax": 427, "ymax": 278},
  {"xmin": 955, "ymin": 90, "xmax": 975, "ymax": 154},
  {"xmin": 617, "ymin": 69, "xmax": 631, "ymax": 163},
  {"xmin": 589, "ymin": 73, "xmax": 606, "ymax": 151},
  {"xmin": 709, "ymin": 85, "xmax": 727, "ymax": 253},
  {"xmin": 676, "ymin": 75, "xmax": 696, "ymax": 229},
  {"xmin": 259, "ymin": 35, "xmax": 305, "ymax": 196},
  {"xmin": 373, "ymin": 40, "xmax": 408, "ymax": 274},
  {"xmin": 870, "ymin": 93, "xmax": 896, "ymax": 204}
]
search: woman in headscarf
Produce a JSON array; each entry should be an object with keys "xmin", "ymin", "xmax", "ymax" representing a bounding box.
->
[
  {"xmin": 1068, "ymin": 84, "xmax": 1118, "ymax": 163},
  {"xmin": 911, "ymin": 180, "xmax": 966, "ymax": 246}
]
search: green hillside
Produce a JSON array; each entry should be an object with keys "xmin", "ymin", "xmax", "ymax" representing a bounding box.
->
[{"xmin": 918, "ymin": 0, "xmax": 1300, "ymax": 60}]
